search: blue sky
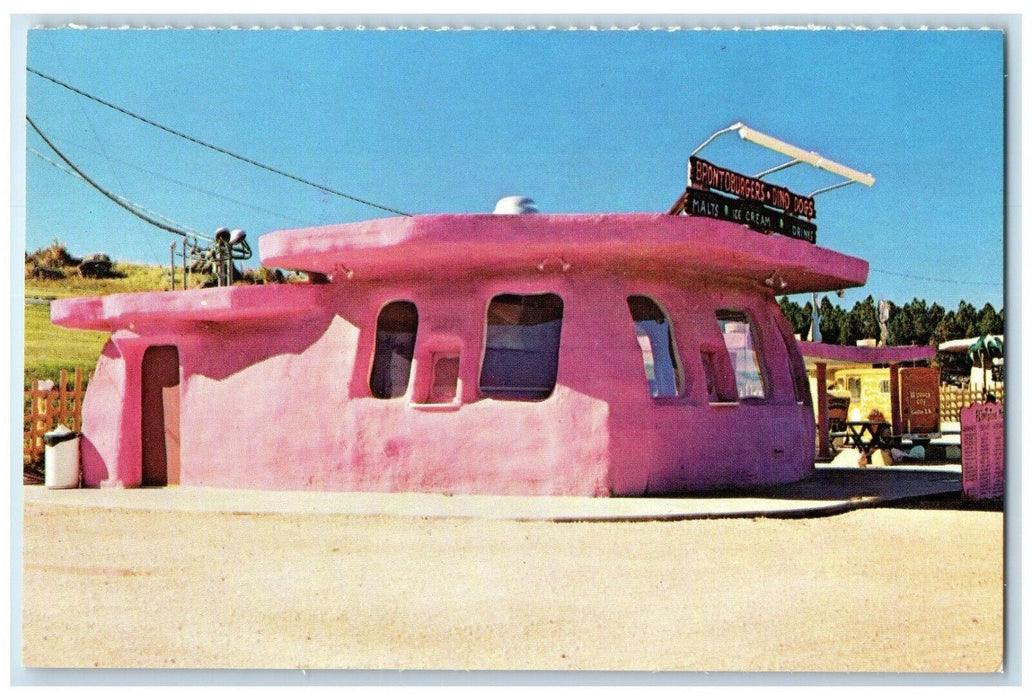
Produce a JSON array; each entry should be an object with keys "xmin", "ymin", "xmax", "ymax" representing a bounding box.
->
[{"xmin": 21, "ymin": 26, "xmax": 1005, "ymax": 311}]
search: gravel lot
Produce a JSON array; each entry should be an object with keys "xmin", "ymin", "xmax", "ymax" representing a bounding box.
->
[{"xmin": 21, "ymin": 498, "xmax": 1003, "ymax": 672}]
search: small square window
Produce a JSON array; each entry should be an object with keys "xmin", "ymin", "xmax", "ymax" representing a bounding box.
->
[{"xmin": 429, "ymin": 354, "xmax": 460, "ymax": 404}]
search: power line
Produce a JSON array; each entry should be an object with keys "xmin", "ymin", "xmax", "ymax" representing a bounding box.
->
[
  {"xmin": 40, "ymin": 31, "xmax": 158, "ymax": 257},
  {"xmin": 28, "ymin": 67, "xmax": 412, "ymax": 217},
  {"xmin": 28, "ymin": 146, "xmax": 206, "ymax": 236},
  {"xmin": 31, "ymin": 134, "xmax": 308, "ymax": 226},
  {"xmin": 869, "ymin": 266, "xmax": 1004, "ymax": 287},
  {"xmin": 27, "ymin": 115, "xmax": 205, "ymax": 239}
]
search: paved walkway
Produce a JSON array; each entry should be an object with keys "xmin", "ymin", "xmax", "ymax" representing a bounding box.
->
[{"xmin": 22, "ymin": 465, "xmax": 962, "ymax": 522}]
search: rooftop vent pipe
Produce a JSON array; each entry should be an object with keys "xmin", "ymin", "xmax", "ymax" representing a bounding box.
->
[{"xmin": 493, "ymin": 196, "xmax": 539, "ymax": 214}]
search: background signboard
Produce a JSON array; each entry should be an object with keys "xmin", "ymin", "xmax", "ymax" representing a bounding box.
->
[
  {"xmin": 960, "ymin": 403, "xmax": 1004, "ymax": 500},
  {"xmin": 899, "ymin": 366, "xmax": 940, "ymax": 434}
]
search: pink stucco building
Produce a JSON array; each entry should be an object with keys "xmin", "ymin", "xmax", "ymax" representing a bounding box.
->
[{"xmin": 52, "ymin": 209, "xmax": 868, "ymax": 496}]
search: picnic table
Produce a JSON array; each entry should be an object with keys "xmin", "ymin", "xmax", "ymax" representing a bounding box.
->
[{"xmin": 844, "ymin": 421, "xmax": 894, "ymax": 456}]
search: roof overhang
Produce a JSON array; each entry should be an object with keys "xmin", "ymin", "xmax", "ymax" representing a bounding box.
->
[
  {"xmin": 51, "ymin": 283, "xmax": 329, "ymax": 332},
  {"xmin": 260, "ymin": 213, "xmax": 868, "ymax": 295},
  {"xmin": 798, "ymin": 340, "xmax": 936, "ymax": 370}
]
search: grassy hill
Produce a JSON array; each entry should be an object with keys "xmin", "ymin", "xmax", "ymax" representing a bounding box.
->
[
  {"xmin": 25, "ymin": 261, "xmax": 177, "ymax": 300},
  {"xmin": 23, "ymin": 302, "xmax": 110, "ymax": 388},
  {"xmin": 22, "ymin": 245, "xmax": 293, "ymax": 389},
  {"xmin": 23, "ymin": 261, "xmax": 173, "ymax": 389}
]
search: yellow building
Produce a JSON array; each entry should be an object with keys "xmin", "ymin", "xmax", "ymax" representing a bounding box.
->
[
  {"xmin": 805, "ymin": 367, "xmax": 891, "ymax": 428},
  {"xmin": 826, "ymin": 366, "xmax": 893, "ymax": 422}
]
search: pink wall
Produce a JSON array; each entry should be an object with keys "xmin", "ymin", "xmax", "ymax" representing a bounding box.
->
[
  {"xmin": 62, "ymin": 273, "xmax": 812, "ymax": 495},
  {"xmin": 54, "ymin": 213, "xmax": 863, "ymax": 496}
]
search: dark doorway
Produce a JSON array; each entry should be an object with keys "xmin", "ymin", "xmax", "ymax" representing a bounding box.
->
[{"xmin": 141, "ymin": 345, "xmax": 181, "ymax": 486}]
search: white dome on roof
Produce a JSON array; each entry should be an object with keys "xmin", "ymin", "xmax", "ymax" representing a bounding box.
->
[{"xmin": 493, "ymin": 196, "xmax": 539, "ymax": 214}]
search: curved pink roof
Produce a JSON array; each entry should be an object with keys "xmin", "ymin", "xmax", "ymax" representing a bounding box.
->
[
  {"xmin": 51, "ymin": 282, "xmax": 328, "ymax": 331},
  {"xmin": 798, "ymin": 341, "xmax": 937, "ymax": 367},
  {"xmin": 259, "ymin": 213, "xmax": 868, "ymax": 295},
  {"xmin": 53, "ymin": 213, "xmax": 869, "ymax": 333}
]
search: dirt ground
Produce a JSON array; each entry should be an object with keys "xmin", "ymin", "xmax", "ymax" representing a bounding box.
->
[{"xmin": 21, "ymin": 499, "xmax": 1003, "ymax": 672}]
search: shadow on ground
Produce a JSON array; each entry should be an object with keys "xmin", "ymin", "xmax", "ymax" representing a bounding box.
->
[
  {"xmin": 884, "ymin": 491, "xmax": 1004, "ymax": 512},
  {"xmin": 666, "ymin": 466, "xmax": 1001, "ymax": 513}
]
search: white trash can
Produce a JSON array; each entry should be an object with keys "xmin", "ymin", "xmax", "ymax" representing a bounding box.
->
[{"xmin": 43, "ymin": 425, "xmax": 80, "ymax": 489}]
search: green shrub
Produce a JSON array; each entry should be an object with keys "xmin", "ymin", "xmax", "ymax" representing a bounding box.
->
[{"xmin": 26, "ymin": 239, "xmax": 81, "ymax": 269}]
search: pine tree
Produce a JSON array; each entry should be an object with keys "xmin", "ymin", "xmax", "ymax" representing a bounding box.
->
[
  {"xmin": 777, "ymin": 296, "xmax": 810, "ymax": 337},
  {"xmin": 888, "ymin": 302, "xmax": 914, "ymax": 345},
  {"xmin": 954, "ymin": 300, "xmax": 978, "ymax": 339},
  {"xmin": 975, "ymin": 302, "xmax": 1002, "ymax": 337}
]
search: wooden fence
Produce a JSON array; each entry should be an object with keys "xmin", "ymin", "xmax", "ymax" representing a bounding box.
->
[
  {"xmin": 23, "ymin": 366, "xmax": 89, "ymax": 466},
  {"xmin": 940, "ymin": 384, "xmax": 1004, "ymax": 424}
]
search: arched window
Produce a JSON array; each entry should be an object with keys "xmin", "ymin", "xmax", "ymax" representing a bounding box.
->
[
  {"xmin": 479, "ymin": 293, "xmax": 563, "ymax": 400},
  {"xmin": 627, "ymin": 296, "xmax": 683, "ymax": 398},
  {"xmin": 370, "ymin": 301, "xmax": 418, "ymax": 399}
]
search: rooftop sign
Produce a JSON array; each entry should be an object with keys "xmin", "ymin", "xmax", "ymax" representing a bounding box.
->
[
  {"xmin": 669, "ymin": 123, "xmax": 876, "ymax": 246},
  {"xmin": 679, "ymin": 156, "xmax": 818, "ymax": 243},
  {"xmin": 690, "ymin": 156, "xmax": 816, "ymax": 219},
  {"xmin": 680, "ymin": 187, "xmax": 817, "ymax": 244}
]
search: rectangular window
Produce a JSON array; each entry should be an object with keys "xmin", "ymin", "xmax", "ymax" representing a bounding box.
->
[
  {"xmin": 716, "ymin": 310, "xmax": 766, "ymax": 400},
  {"xmin": 370, "ymin": 301, "xmax": 418, "ymax": 399},
  {"xmin": 848, "ymin": 377, "xmax": 862, "ymax": 402},
  {"xmin": 628, "ymin": 295, "xmax": 682, "ymax": 397},
  {"xmin": 479, "ymin": 293, "xmax": 563, "ymax": 400},
  {"xmin": 878, "ymin": 379, "xmax": 891, "ymax": 394}
]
